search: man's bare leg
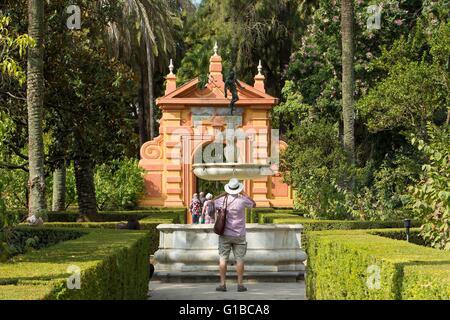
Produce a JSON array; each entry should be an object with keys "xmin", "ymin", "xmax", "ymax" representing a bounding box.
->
[
  {"xmin": 219, "ymin": 258, "xmax": 228, "ymax": 286},
  {"xmin": 236, "ymin": 260, "xmax": 244, "ymax": 285}
]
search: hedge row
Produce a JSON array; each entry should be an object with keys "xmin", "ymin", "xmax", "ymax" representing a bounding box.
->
[
  {"xmin": 0, "ymin": 227, "xmax": 151, "ymax": 300},
  {"xmin": 38, "ymin": 220, "xmax": 169, "ymax": 255},
  {"xmin": 7, "ymin": 228, "xmax": 85, "ymax": 255},
  {"xmin": 246, "ymin": 208, "xmax": 303, "ymax": 223},
  {"xmin": 46, "ymin": 208, "xmax": 186, "ymax": 223},
  {"xmin": 272, "ymin": 217, "xmax": 421, "ymax": 231},
  {"xmin": 306, "ymin": 228, "xmax": 450, "ymax": 300}
]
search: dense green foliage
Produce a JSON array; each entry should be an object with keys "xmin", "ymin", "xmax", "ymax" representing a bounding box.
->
[
  {"xmin": 0, "ymin": 15, "xmax": 33, "ymax": 86},
  {"xmin": 409, "ymin": 125, "xmax": 450, "ymax": 250},
  {"xmin": 277, "ymin": 0, "xmax": 449, "ymax": 225},
  {"xmin": 94, "ymin": 158, "xmax": 146, "ymax": 211},
  {"xmin": 306, "ymin": 229, "xmax": 450, "ymax": 300},
  {"xmin": 0, "ymin": 0, "xmax": 186, "ymax": 217},
  {"xmin": 178, "ymin": 0, "xmax": 307, "ymax": 96},
  {"xmin": 0, "ymin": 227, "xmax": 151, "ymax": 300}
]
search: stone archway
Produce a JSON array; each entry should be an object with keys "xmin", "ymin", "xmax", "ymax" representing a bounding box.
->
[{"xmin": 193, "ymin": 141, "xmax": 227, "ymax": 197}]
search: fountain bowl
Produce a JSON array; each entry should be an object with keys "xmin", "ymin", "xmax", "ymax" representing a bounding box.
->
[{"xmin": 193, "ymin": 163, "xmax": 274, "ymax": 181}]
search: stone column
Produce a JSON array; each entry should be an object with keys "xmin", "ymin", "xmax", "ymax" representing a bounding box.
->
[
  {"xmin": 249, "ymin": 108, "xmax": 271, "ymax": 207},
  {"xmin": 162, "ymin": 109, "xmax": 185, "ymax": 207}
]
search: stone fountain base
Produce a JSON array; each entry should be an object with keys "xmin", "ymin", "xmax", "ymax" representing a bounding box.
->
[{"xmin": 153, "ymin": 224, "xmax": 307, "ymax": 282}]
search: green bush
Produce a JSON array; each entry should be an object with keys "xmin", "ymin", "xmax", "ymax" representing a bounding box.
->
[
  {"xmin": 258, "ymin": 213, "xmax": 300, "ymax": 224},
  {"xmin": 46, "ymin": 208, "xmax": 186, "ymax": 223},
  {"xmin": 279, "ymin": 119, "xmax": 354, "ymax": 219},
  {"xmin": 36, "ymin": 222, "xmax": 163, "ymax": 255},
  {"xmin": 271, "ymin": 217, "xmax": 421, "ymax": 231},
  {"xmin": 5, "ymin": 228, "xmax": 84, "ymax": 258},
  {"xmin": 0, "ymin": 227, "xmax": 151, "ymax": 300},
  {"xmin": 409, "ymin": 124, "xmax": 450, "ymax": 250},
  {"xmin": 306, "ymin": 229, "xmax": 450, "ymax": 300},
  {"xmin": 371, "ymin": 229, "xmax": 425, "ymax": 246},
  {"xmin": 94, "ymin": 158, "xmax": 146, "ymax": 211},
  {"xmin": 40, "ymin": 208, "xmax": 185, "ymax": 256}
]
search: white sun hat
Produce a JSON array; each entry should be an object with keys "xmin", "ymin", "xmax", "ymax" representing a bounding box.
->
[{"xmin": 224, "ymin": 178, "xmax": 244, "ymax": 195}]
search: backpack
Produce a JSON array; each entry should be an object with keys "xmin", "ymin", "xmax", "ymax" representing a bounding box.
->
[
  {"xmin": 191, "ymin": 200, "xmax": 201, "ymax": 215},
  {"xmin": 214, "ymin": 195, "xmax": 228, "ymax": 235},
  {"xmin": 207, "ymin": 200, "xmax": 216, "ymax": 219}
]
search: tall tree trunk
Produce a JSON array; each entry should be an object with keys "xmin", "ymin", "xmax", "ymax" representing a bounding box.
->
[
  {"xmin": 138, "ymin": 65, "xmax": 148, "ymax": 146},
  {"xmin": 27, "ymin": 0, "xmax": 46, "ymax": 216},
  {"xmin": 52, "ymin": 162, "xmax": 66, "ymax": 211},
  {"xmin": 341, "ymin": 0, "xmax": 355, "ymax": 165},
  {"xmin": 144, "ymin": 30, "xmax": 155, "ymax": 140},
  {"xmin": 74, "ymin": 159, "xmax": 97, "ymax": 220}
]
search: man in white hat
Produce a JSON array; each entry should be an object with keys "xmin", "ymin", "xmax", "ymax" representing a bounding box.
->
[{"xmin": 214, "ymin": 178, "xmax": 256, "ymax": 292}]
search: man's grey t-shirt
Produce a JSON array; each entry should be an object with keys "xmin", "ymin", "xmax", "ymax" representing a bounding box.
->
[{"xmin": 214, "ymin": 194, "xmax": 254, "ymax": 237}]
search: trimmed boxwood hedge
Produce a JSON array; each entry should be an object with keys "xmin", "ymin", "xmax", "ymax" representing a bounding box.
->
[
  {"xmin": 306, "ymin": 228, "xmax": 450, "ymax": 300},
  {"xmin": 271, "ymin": 217, "xmax": 421, "ymax": 231},
  {"xmin": 46, "ymin": 208, "xmax": 186, "ymax": 223},
  {"xmin": 38, "ymin": 219, "xmax": 169, "ymax": 255},
  {"xmin": 258, "ymin": 213, "xmax": 301, "ymax": 224},
  {"xmin": 35, "ymin": 209, "xmax": 184, "ymax": 255},
  {"xmin": 247, "ymin": 208, "xmax": 303, "ymax": 223},
  {"xmin": 0, "ymin": 227, "xmax": 151, "ymax": 300}
]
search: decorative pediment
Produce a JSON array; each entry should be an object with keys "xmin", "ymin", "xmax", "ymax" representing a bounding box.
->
[{"xmin": 157, "ymin": 77, "xmax": 278, "ymax": 108}]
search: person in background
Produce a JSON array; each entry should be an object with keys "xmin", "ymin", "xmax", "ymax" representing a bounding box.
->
[
  {"xmin": 189, "ymin": 193, "xmax": 202, "ymax": 224},
  {"xmin": 126, "ymin": 216, "xmax": 141, "ymax": 230},
  {"xmin": 116, "ymin": 216, "xmax": 140, "ymax": 230},
  {"xmin": 214, "ymin": 178, "xmax": 256, "ymax": 292},
  {"xmin": 199, "ymin": 192, "xmax": 206, "ymax": 205},
  {"xmin": 202, "ymin": 193, "xmax": 215, "ymax": 224}
]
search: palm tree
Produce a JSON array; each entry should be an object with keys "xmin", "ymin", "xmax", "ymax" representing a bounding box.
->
[
  {"xmin": 341, "ymin": 0, "xmax": 355, "ymax": 166},
  {"xmin": 27, "ymin": 0, "xmax": 46, "ymax": 216},
  {"xmin": 103, "ymin": 0, "xmax": 182, "ymax": 142}
]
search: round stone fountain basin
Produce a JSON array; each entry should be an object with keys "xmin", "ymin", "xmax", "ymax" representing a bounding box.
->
[{"xmin": 193, "ymin": 163, "xmax": 274, "ymax": 181}]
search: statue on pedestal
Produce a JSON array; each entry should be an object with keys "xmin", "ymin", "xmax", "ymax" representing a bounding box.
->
[{"xmin": 224, "ymin": 70, "xmax": 244, "ymax": 115}]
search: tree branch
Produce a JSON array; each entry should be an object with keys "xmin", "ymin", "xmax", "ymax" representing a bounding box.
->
[
  {"xmin": 0, "ymin": 91, "xmax": 27, "ymax": 101},
  {"xmin": 4, "ymin": 141, "xmax": 28, "ymax": 160},
  {"xmin": 0, "ymin": 161, "xmax": 29, "ymax": 172}
]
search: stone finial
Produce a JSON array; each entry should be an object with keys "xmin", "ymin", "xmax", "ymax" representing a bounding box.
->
[
  {"xmin": 254, "ymin": 60, "xmax": 265, "ymax": 93},
  {"xmin": 209, "ymin": 42, "xmax": 223, "ymax": 83},
  {"xmin": 169, "ymin": 59, "xmax": 174, "ymax": 74},
  {"xmin": 165, "ymin": 58, "xmax": 177, "ymax": 95},
  {"xmin": 257, "ymin": 60, "xmax": 263, "ymax": 75}
]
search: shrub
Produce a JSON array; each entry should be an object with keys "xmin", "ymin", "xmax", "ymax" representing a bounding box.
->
[
  {"xmin": 409, "ymin": 124, "xmax": 450, "ymax": 250},
  {"xmin": 0, "ymin": 227, "xmax": 151, "ymax": 300},
  {"xmin": 306, "ymin": 229, "xmax": 450, "ymax": 300},
  {"xmin": 94, "ymin": 158, "xmax": 146, "ymax": 211},
  {"xmin": 280, "ymin": 119, "xmax": 352, "ymax": 219},
  {"xmin": 258, "ymin": 213, "xmax": 300, "ymax": 224},
  {"xmin": 0, "ymin": 167, "xmax": 28, "ymax": 210},
  {"xmin": 41, "ymin": 208, "xmax": 186, "ymax": 255},
  {"xmin": 371, "ymin": 229, "xmax": 425, "ymax": 246},
  {"xmin": 46, "ymin": 208, "xmax": 186, "ymax": 223},
  {"xmin": 271, "ymin": 217, "xmax": 421, "ymax": 231}
]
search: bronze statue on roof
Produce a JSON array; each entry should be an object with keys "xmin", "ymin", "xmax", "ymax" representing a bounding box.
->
[{"xmin": 224, "ymin": 70, "xmax": 244, "ymax": 115}]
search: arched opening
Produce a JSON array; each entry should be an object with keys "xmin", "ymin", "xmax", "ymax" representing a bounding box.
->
[{"xmin": 193, "ymin": 142, "xmax": 226, "ymax": 197}]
